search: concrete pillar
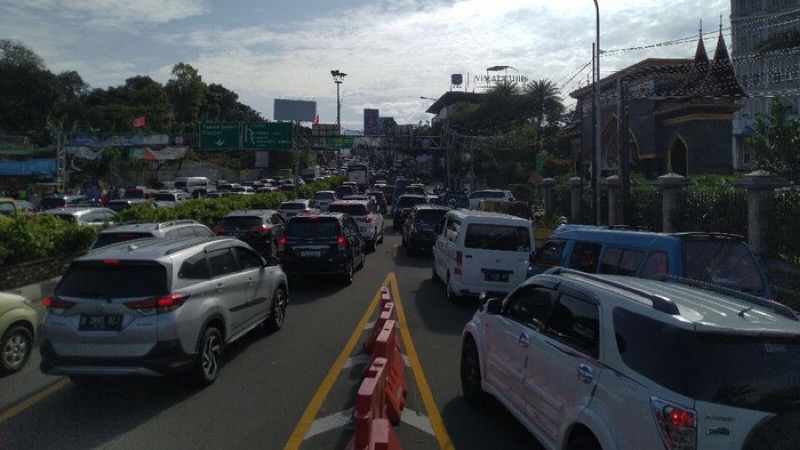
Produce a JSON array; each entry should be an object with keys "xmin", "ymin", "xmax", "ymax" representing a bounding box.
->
[
  {"xmin": 734, "ymin": 170, "xmax": 785, "ymax": 257},
  {"xmin": 538, "ymin": 178, "xmax": 557, "ymax": 218},
  {"xmin": 601, "ymin": 175, "xmax": 620, "ymax": 226},
  {"xmin": 566, "ymin": 177, "xmax": 586, "ymax": 224},
  {"xmin": 653, "ymin": 173, "xmax": 691, "ymax": 233}
]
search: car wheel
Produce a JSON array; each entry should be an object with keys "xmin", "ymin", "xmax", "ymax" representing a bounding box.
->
[
  {"xmin": 377, "ymin": 226, "xmax": 384, "ymax": 244},
  {"xmin": 193, "ymin": 326, "xmax": 223, "ymax": 386},
  {"xmin": 265, "ymin": 287, "xmax": 288, "ymax": 332},
  {"xmin": 567, "ymin": 434, "xmax": 602, "ymax": 450},
  {"xmin": 446, "ymin": 274, "xmax": 459, "ymax": 302},
  {"xmin": 1, "ymin": 325, "xmax": 33, "ymax": 374},
  {"xmin": 401, "ymin": 234, "xmax": 407, "ymax": 247},
  {"xmin": 460, "ymin": 337, "xmax": 486, "ymax": 404},
  {"xmin": 341, "ymin": 258, "xmax": 354, "ymax": 285},
  {"xmin": 367, "ymin": 239, "xmax": 376, "ymax": 252}
]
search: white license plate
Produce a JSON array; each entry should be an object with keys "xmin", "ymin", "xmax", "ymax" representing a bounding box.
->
[{"xmin": 301, "ymin": 250, "xmax": 322, "ymax": 257}]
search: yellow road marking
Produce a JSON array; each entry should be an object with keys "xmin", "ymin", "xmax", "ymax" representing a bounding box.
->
[
  {"xmin": 0, "ymin": 378, "xmax": 70, "ymax": 424},
  {"xmin": 389, "ymin": 274, "xmax": 455, "ymax": 450},
  {"xmin": 283, "ymin": 273, "xmax": 392, "ymax": 450}
]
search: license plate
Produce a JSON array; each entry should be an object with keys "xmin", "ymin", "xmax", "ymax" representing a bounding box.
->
[
  {"xmin": 300, "ymin": 250, "xmax": 322, "ymax": 258},
  {"xmin": 79, "ymin": 314, "xmax": 122, "ymax": 331},
  {"xmin": 483, "ymin": 270, "xmax": 510, "ymax": 282},
  {"xmin": 359, "ymin": 226, "xmax": 367, "ymax": 232}
]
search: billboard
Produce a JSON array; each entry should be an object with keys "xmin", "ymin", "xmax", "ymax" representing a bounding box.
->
[
  {"xmin": 274, "ymin": 99, "xmax": 316, "ymax": 122},
  {"xmin": 363, "ymin": 108, "xmax": 379, "ymax": 135}
]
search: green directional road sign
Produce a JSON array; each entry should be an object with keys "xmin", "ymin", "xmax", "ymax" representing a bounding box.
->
[
  {"xmin": 200, "ymin": 122, "xmax": 239, "ymax": 149},
  {"xmin": 242, "ymin": 122, "xmax": 293, "ymax": 150}
]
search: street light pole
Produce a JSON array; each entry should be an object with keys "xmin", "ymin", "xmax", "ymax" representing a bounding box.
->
[
  {"xmin": 330, "ymin": 70, "xmax": 347, "ymax": 171},
  {"xmin": 593, "ymin": 0, "xmax": 602, "ymax": 225}
]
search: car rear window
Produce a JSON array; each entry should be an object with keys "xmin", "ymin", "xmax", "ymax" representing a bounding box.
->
[
  {"xmin": 92, "ymin": 232, "xmax": 154, "ymax": 249},
  {"xmin": 286, "ymin": 218, "xmax": 340, "ymax": 237},
  {"xmin": 58, "ymin": 261, "xmax": 168, "ymax": 298},
  {"xmin": 464, "ymin": 224, "xmax": 531, "ymax": 251},
  {"xmin": 315, "ymin": 192, "xmax": 335, "ymax": 200},
  {"xmin": 219, "ymin": 216, "xmax": 263, "ymax": 227},
  {"xmin": 40, "ymin": 198, "xmax": 66, "ymax": 209},
  {"xmin": 328, "ymin": 204, "xmax": 368, "ymax": 216},
  {"xmin": 281, "ymin": 202, "xmax": 307, "ymax": 210},
  {"xmin": 397, "ymin": 196, "xmax": 427, "ymax": 208},
  {"xmin": 416, "ymin": 209, "xmax": 447, "ymax": 225},
  {"xmin": 613, "ymin": 308, "xmax": 800, "ymax": 413}
]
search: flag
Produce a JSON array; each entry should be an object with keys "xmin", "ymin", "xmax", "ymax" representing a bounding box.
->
[
  {"xmin": 312, "ymin": 115, "xmax": 319, "ymax": 125},
  {"xmin": 133, "ymin": 116, "xmax": 146, "ymax": 128}
]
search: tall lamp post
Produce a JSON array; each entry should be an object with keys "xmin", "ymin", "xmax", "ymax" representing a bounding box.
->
[
  {"xmin": 592, "ymin": 0, "xmax": 602, "ymax": 225},
  {"xmin": 331, "ymin": 69, "xmax": 347, "ymax": 170}
]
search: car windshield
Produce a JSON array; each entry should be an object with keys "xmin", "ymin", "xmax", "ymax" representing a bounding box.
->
[
  {"xmin": 315, "ymin": 193, "xmax": 335, "ymax": 200},
  {"xmin": 682, "ymin": 239, "xmax": 767, "ymax": 296},
  {"xmin": 286, "ymin": 219, "xmax": 339, "ymax": 237},
  {"xmin": 58, "ymin": 261, "xmax": 168, "ymax": 298},
  {"xmin": 613, "ymin": 308, "xmax": 800, "ymax": 413},
  {"xmin": 219, "ymin": 216, "xmax": 263, "ymax": 227},
  {"xmin": 281, "ymin": 203, "xmax": 307, "ymax": 210}
]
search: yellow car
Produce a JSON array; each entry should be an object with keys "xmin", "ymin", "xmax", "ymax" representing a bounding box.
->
[{"xmin": 0, "ymin": 292, "xmax": 37, "ymax": 375}]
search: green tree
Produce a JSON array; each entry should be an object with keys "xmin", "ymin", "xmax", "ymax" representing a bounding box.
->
[
  {"xmin": 165, "ymin": 63, "xmax": 208, "ymax": 128},
  {"xmin": 0, "ymin": 39, "xmax": 45, "ymax": 68},
  {"xmin": 744, "ymin": 99, "xmax": 800, "ymax": 183}
]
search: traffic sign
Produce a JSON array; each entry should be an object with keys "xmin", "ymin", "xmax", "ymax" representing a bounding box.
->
[
  {"xmin": 242, "ymin": 122, "xmax": 293, "ymax": 150},
  {"xmin": 200, "ymin": 122, "xmax": 239, "ymax": 149}
]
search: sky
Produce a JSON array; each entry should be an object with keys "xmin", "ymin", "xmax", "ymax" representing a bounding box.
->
[{"xmin": 1, "ymin": 0, "xmax": 731, "ymax": 133}]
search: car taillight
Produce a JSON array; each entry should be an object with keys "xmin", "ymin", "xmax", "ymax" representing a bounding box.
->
[
  {"xmin": 42, "ymin": 296, "xmax": 76, "ymax": 314},
  {"xmin": 455, "ymin": 251, "xmax": 463, "ymax": 276},
  {"xmin": 361, "ymin": 216, "xmax": 373, "ymax": 223},
  {"xmin": 337, "ymin": 236, "xmax": 346, "ymax": 251},
  {"xmin": 125, "ymin": 293, "xmax": 189, "ymax": 315},
  {"xmin": 278, "ymin": 235, "xmax": 287, "ymax": 251},
  {"xmin": 213, "ymin": 225, "xmax": 225, "ymax": 234},
  {"xmin": 250, "ymin": 224, "xmax": 268, "ymax": 234},
  {"xmin": 651, "ymin": 398, "xmax": 697, "ymax": 450}
]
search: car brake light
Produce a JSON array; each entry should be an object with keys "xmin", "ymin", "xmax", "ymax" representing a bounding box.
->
[
  {"xmin": 125, "ymin": 293, "xmax": 189, "ymax": 314},
  {"xmin": 250, "ymin": 224, "xmax": 268, "ymax": 234},
  {"xmin": 362, "ymin": 216, "xmax": 373, "ymax": 223},
  {"xmin": 455, "ymin": 251, "xmax": 463, "ymax": 276},
  {"xmin": 213, "ymin": 225, "xmax": 225, "ymax": 234},
  {"xmin": 42, "ymin": 296, "xmax": 76, "ymax": 314},
  {"xmin": 278, "ymin": 235, "xmax": 287, "ymax": 251},
  {"xmin": 651, "ymin": 398, "xmax": 697, "ymax": 450},
  {"xmin": 337, "ymin": 236, "xmax": 346, "ymax": 251}
]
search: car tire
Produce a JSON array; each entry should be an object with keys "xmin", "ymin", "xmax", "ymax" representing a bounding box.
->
[
  {"xmin": 567, "ymin": 434, "xmax": 602, "ymax": 450},
  {"xmin": 265, "ymin": 287, "xmax": 287, "ymax": 332},
  {"xmin": 460, "ymin": 338, "xmax": 486, "ymax": 404},
  {"xmin": 193, "ymin": 326, "xmax": 223, "ymax": 386},
  {"xmin": 367, "ymin": 240, "xmax": 376, "ymax": 252},
  {"xmin": 341, "ymin": 259, "xmax": 354, "ymax": 285},
  {"xmin": 1, "ymin": 324, "xmax": 33, "ymax": 374},
  {"xmin": 377, "ymin": 226, "xmax": 384, "ymax": 244}
]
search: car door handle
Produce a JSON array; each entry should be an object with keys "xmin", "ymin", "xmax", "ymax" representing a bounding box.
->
[
  {"xmin": 465, "ymin": 254, "xmax": 473, "ymax": 259},
  {"xmin": 518, "ymin": 332, "xmax": 530, "ymax": 348},
  {"xmin": 577, "ymin": 363, "xmax": 594, "ymax": 384},
  {"xmin": 216, "ymin": 282, "xmax": 224, "ymax": 292}
]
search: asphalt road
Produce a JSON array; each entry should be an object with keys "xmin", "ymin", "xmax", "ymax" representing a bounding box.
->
[{"xmin": 0, "ymin": 224, "xmax": 542, "ymax": 450}]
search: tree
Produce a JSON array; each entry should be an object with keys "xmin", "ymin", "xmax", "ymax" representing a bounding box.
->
[
  {"xmin": 165, "ymin": 63, "xmax": 208, "ymax": 128},
  {"xmin": 744, "ymin": 98, "xmax": 800, "ymax": 183},
  {"xmin": 0, "ymin": 39, "xmax": 44, "ymax": 69}
]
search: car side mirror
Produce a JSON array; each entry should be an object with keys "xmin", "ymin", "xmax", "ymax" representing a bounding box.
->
[
  {"xmin": 483, "ymin": 297, "xmax": 503, "ymax": 314},
  {"xmin": 264, "ymin": 255, "xmax": 280, "ymax": 267}
]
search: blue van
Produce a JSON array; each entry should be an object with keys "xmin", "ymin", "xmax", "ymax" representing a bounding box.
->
[{"xmin": 529, "ymin": 225, "xmax": 773, "ymax": 298}]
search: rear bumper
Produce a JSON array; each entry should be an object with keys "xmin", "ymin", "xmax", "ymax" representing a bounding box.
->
[
  {"xmin": 280, "ymin": 256, "xmax": 349, "ymax": 276},
  {"xmin": 39, "ymin": 339, "xmax": 195, "ymax": 377}
]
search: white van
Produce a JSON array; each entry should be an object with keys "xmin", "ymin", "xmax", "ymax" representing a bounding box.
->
[
  {"xmin": 174, "ymin": 176, "xmax": 215, "ymax": 197},
  {"xmin": 432, "ymin": 210, "xmax": 534, "ymax": 301}
]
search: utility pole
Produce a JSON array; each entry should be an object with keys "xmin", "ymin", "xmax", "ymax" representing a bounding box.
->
[{"xmin": 330, "ymin": 69, "xmax": 347, "ymax": 171}]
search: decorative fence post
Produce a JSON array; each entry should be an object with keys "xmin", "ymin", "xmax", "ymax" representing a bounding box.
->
[
  {"xmin": 602, "ymin": 175, "xmax": 620, "ymax": 226},
  {"xmin": 567, "ymin": 177, "xmax": 585, "ymax": 224},
  {"xmin": 538, "ymin": 178, "xmax": 556, "ymax": 218},
  {"xmin": 654, "ymin": 173, "xmax": 690, "ymax": 233},
  {"xmin": 734, "ymin": 170, "xmax": 784, "ymax": 257}
]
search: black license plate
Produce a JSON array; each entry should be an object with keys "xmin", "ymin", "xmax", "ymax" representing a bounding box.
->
[
  {"xmin": 483, "ymin": 270, "xmax": 510, "ymax": 282},
  {"xmin": 79, "ymin": 314, "xmax": 122, "ymax": 331}
]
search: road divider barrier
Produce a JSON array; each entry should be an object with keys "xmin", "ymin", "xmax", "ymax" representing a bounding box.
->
[
  {"xmin": 348, "ymin": 358, "xmax": 401, "ymax": 450},
  {"xmin": 363, "ymin": 301, "xmax": 395, "ymax": 355}
]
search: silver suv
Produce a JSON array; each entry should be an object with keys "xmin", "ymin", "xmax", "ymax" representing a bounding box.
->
[
  {"xmin": 40, "ymin": 236, "xmax": 289, "ymax": 386},
  {"xmin": 91, "ymin": 219, "xmax": 215, "ymax": 250},
  {"xmin": 461, "ymin": 268, "xmax": 800, "ymax": 450}
]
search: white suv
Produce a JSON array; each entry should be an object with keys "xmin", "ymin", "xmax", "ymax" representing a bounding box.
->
[
  {"xmin": 461, "ymin": 268, "xmax": 800, "ymax": 450},
  {"xmin": 327, "ymin": 199, "xmax": 385, "ymax": 251},
  {"xmin": 468, "ymin": 189, "xmax": 514, "ymax": 210}
]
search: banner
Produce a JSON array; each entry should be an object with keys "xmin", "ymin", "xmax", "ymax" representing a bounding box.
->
[
  {"xmin": 129, "ymin": 146, "xmax": 189, "ymax": 160},
  {"xmin": 133, "ymin": 116, "xmax": 146, "ymax": 128}
]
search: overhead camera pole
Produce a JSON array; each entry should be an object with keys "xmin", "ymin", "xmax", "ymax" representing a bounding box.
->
[{"xmin": 331, "ymin": 70, "xmax": 347, "ymax": 171}]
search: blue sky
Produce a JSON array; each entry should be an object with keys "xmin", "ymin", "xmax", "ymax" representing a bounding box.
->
[{"xmin": 1, "ymin": 0, "xmax": 729, "ymax": 133}]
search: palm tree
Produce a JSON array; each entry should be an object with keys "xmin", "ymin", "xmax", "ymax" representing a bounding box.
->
[{"xmin": 523, "ymin": 79, "xmax": 565, "ymax": 127}]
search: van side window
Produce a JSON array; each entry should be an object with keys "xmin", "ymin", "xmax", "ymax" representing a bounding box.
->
[
  {"xmin": 639, "ymin": 251, "xmax": 668, "ymax": 278},
  {"xmin": 570, "ymin": 242, "xmax": 601, "ymax": 273},
  {"xmin": 599, "ymin": 247, "xmax": 645, "ymax": 276},
  {"xmin": 445, "ymin": 219, "xmax": 460, "ymax": 242}
]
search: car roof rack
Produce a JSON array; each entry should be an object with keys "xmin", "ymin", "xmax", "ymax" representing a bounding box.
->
[{"xmin": 545, "ymin": 267, "xmax": 680, "ymax": 315}]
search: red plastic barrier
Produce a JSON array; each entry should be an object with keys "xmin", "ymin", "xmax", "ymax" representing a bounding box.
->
[
  {"xmin": 348, "ymin": 358, "xmax": 389, "ymax": 450},
  {"xmin": 363, "ymin": 302, "xmax": 395, "ymax": 354},
  {"xmin": 380, "ymin": 287, "xmax": 391, "ymax": 310},
  {"xmin": 369, "ymin": 418, "xmax": 402, "ymax": 450},
  {"xmin": 374, "ymin": 319, "xmax": 407, "ymax": 425}
]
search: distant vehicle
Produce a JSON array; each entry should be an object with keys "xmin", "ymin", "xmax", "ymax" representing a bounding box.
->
[
  {"xmin": 174, "ymin": 176, "xmax": 215, "ymax": 198},
  {"xmin": 277, "ymin": 199, "xmax": 316, "ymax": 219},
  {"xmin": 401, "ymin": 205, "xmax": 449, "ymax": 255},
  {"xmin": 213, "ymin": 209, "xmax": 286, "ymax": 257},
  {"xmin": 327, "ymin": 199, "xmax": 385, "ymax": 251},
  {"xmin": 468, "ymin": 189, "xmax": 514, "ymax": 210},
  {"xmin": 347, "ymin": 162, "xmax": 369, "ymax": 192},
  {"xmin": 105, "ymin": 198, "xmax": 154, "ymax": 212},
  {"xmin": 123, "ymin": 186, "xmax": 158, "ymax": 200},
  {"xmin": 0, "ymin": 197, "xmax": 18, "ymax": 216},
  {"xmin": 392, "ymin": 194, "xmax": 429, "ymax": 231},
  {"xmin": 301, "ymin": 166, "xmax": 322, "ymax": 183},
  {"xmin": 43, "ymin": 207, "xmax": 118, "ymax": 227},
  {"xmin": 312, "ymin": 190, "xmax": 338, "ymax": 212},
  {"xmin": 91, "ymin": 219, "xmax": 215, "ymax": 250},
  {"xmin": 152, "ymin": 190, "xmax": 191, "ymax": 207},
  {"xmin": 39, "ymin": 194, "xmax": 96, "ymax": 210}
]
